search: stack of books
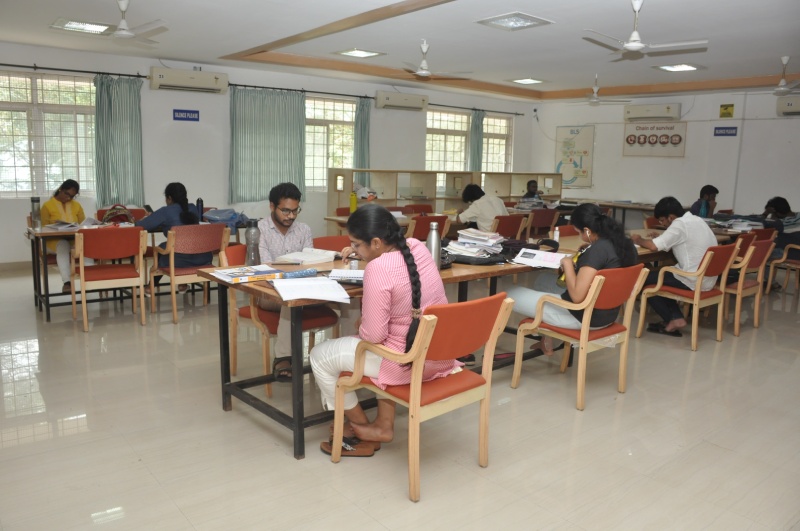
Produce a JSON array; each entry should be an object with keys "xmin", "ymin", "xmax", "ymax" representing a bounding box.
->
[{"xmin": 445, "ymin": 228, "xmax": 505, "ymax": 258}]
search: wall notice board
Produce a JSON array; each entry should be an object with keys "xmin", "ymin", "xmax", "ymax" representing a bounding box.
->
[{"xmin": 555, "ymin": 125, "xmax": 594, "ymax": 188}]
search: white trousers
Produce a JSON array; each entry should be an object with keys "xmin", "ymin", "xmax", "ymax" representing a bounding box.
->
[
  {"xmin": 310, "ymin": 336, "xmax": 382, "ymax": 411},
  {"xmin": 505, "ymin": 285, "xmax": 583, "ymax": 329},
  {"xmin": 52, "ymin": 239, "xmax": 94, "ymax": 284}
]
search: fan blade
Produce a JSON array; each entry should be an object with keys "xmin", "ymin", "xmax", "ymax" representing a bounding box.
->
[
  {"xmin": 128, "ymin": 19, "xmax": 167, "ymax": 36},
  {"xmin": 647, "ymin": 39, "xmax": 708, "ymax": 50},
  {"xmin": 584, "ymin": 29, "xmax": 625, "ymax": 47}
]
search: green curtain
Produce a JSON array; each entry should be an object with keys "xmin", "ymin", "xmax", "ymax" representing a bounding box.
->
[
  {"xmin": 93, "ymin": 75, "xmax": 144, "ymax": 207},
  {"xmin": 468, "ymin": 109, "xmax": 485, "ymax": 172},
  {"xmin": 229, "ymin": 86, "xmax": 306, "ymax": 203},
  {"xmin": 353, "ymin": 96, "xmax": 371, "ymax": 187}
]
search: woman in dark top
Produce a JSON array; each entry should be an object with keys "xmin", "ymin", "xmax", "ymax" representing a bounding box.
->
[
  {"xmin": 136, "ymin": 182, "xmax": 208, "ymax": 268},
  {"xmin": 506, "ymin": 203, "xmax": 637, "ymax": 354}
]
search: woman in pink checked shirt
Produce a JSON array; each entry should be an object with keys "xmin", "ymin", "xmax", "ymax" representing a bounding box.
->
[{"xmin": 310, "ymin": 204, "xmax": 457, "ymax": 456}]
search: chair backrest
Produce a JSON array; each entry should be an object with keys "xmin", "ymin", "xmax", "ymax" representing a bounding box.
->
[
  {"xmin": 422, "ymin": 292, "xmax": 508, "ymax": 361},
  {"xmin": 386, "ymin": 206, "xmax": 405, "ymax": 212},
  {"xmin": 402, "ymin": 204, "xmax": 433, "ymax": 215},
  {"xmin": 408, "ymin": 215, "xmax": 449, "ymax": 240},
  {"xmin": 594, "ymin": 264, "xmax": 646, "ymax": 310},
  {"xmin": 744, "ymin": 239, "xmax": 776, "ymax": 273},
  {"xmin": 77, "ymin": 226, "xmax": 145, "ymax": 260},
  {"xmin": 314, "ymin": 235, "xmax": 351, "ymax": 252},
  {"xmin": 554, "ymin": 224, "xmax": 580, "ymax": 237},
  {"xmin": 491, "ymin": 215, "xmax": 527, "ymax": 239},
  {"xmin": 751, "ymin": 227, "xmax": 776, "ymax": 241},
  {"xmin": 527, "ymin": 209, "xmax": 559, "ymax": 235},
  {"xmin": 703, "ymin": 242, "xmax": 740, "ymax": 278},
  {"xmin": 171, "ymin": 223, "xmax": 229, "ymax": 255},
  {"xmin": 504, "ymin": 201, "xmax": 517, "ymax": 208},
  {"xmin": 335, "ymin": 207, "xmax": 351, "ymax": 216},
  {"xmin": 643, "ymin": 216, "xmax": 664, "ymax": 229},
  {"xmin": 222, "ymin": 243, "xmax": 246, "ymax": 267},
  {"xmin": 734, "ymin": 232, "xmax": 757, "ymax": 258}
]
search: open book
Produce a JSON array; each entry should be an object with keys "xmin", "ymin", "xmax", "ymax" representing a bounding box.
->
[
  {"xmin": 273, "ymin": 247, "xmax": 337, "ymax": 265},
  {"xmin": 512, "ymin": 248, "xmax": 571, "ymax": 269},
  {"xmin": 45, "ymin": 218, "xmax": 106, "ymax": 231},
  {"xmin": 328, "ymin": 269, "xmax": 364, "ymax": 284},
  {"xmin": 211, "ymin": 265, "xmax": 284, "ymax": 284}
]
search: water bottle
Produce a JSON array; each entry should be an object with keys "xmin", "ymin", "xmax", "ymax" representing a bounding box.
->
[
  {"xmin": 196, "ymin": 197, "xmax": 204, "ymax": 221},
  {"xmin": 30, "ymin": 197, "xmax": 41, "ymax": 230},
  {"xmin": 244, "ymin": 219, "xmax": 261, "ymax": 266},
  {"xmin": 349, "ymin": 192, "xmax": 357, "ymax": 213},
  {"xmin": 426, "ymin": 221, "xmax": 441, "ymax": 271},
  {"xmin": 553, "ymin": 226, "xmax": 560, "ymax": 243}
]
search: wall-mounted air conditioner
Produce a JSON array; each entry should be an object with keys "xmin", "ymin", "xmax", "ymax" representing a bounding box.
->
[
  {"xmin": 777, "ymin": 95, "xmax": 800, "ymax": 116},
  {"xmin": 375, "ymin": 90, "xmax": 429, "ymax": 110},
  {"xmin": 150, "ymin": 67, "xmax": 229, "ymax": 94},
  {"xmin": 624, "ymin": 103, "xmax": 682, "ymax": 122}
]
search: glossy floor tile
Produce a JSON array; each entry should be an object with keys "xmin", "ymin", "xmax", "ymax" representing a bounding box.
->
[{"xmin": 1, "ymin": 266, "xmax": 799, "ymax": 530}]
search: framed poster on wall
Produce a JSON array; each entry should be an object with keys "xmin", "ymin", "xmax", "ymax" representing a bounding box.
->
[
  {"xmin": 555, "ymin": 126, "xmax": 594, "ymax": 188},
  {"xmin": 623, "ymin": 122, "xmax": 687, "ymax": 157}
]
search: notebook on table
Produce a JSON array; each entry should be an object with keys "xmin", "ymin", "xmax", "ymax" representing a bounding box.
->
[{"xmin": 327, "ymin": 269, "xmax": 364, "ymax": 285}]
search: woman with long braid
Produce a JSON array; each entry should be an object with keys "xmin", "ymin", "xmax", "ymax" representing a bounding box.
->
[
  {"xmin": 136, "ymin": 183, "xmax": 206, "ymax": 289},
  {"xmin": 506, "ymin": 203, "xmax": 638, "ymax": 355},
  {"xmin": 310, "ymin": 204, "xmax": 454, "ymax": 456}
]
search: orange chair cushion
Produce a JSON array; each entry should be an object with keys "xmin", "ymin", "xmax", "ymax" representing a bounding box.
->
[
  {"xmin": 239, "ymin": 304, "xmax": 337, "ymax": 335},
  {"xmin": 644, "ymin": 285, "xmax": 722, "ymax": 300},
  {"xmin": 155, "ymin": 265, "xmax": 213, "ymax": 277},
  {"xmin": 725, "ymin": 279, "xmax": 760, "ymax": 291},
  {"xmin": 349, "ymin": 370, "xmax": 486, "ymax": 407},
  {"xmin": 81, "ymin": 264, "xmax": 141, "ymax": 281},
  {"xmin": 521, "ymin": 317, "xmax": 626, "ymax": 341}
]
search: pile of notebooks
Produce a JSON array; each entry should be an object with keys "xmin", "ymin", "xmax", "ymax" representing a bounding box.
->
[{"xmin": 445, "ymin": 228, "xmax": 505, "ymax": 258}]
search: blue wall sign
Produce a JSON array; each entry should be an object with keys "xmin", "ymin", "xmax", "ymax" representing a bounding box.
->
[
  {"xmin": 173, "ymin": 109, "xmax": 199, "ymax": 121},
  {"xmin": 714, "ymin": 126, "xmax": 737, "ymax": 137}
]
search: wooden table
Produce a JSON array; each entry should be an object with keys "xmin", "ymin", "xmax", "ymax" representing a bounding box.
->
[
  {"xmin": 561, "ymin": 199, "xmax": 658, "ymax": 226},
  {"xmin": 27, "ymin": 227, "xmax": 80, "ymax": 321},
  {"xmin": 199, "ymin": 259, "xmax": 533, "ymax": 459}
]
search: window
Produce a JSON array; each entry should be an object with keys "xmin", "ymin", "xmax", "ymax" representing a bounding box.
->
[
  {"xmin": 304, "ymin": 98, "xmax": 355, "ymax": 190},
  {"xmin": 0, "ymin": 71, "xmax": 95, "ymax": 198},
  {"xmin": 482, "ymin": 115, "xmax": 512, "ymax": 172}
]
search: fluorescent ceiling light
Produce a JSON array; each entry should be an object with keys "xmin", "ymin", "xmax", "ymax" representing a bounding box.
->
[
  {"xmin": 657, "ymin": 64, "xmax": 699, "ymax": 72},
  {"xmin": 336, "ymin": 49, "xmax": 384, "ymax": 58},
  {"xmin": 477, "ymin": 12, "xmax": 554, "ymax": 31},
  {"xmin": 511, "ymin": 78, "xmax": 544, "ymax": 85},
  {"xmin": 50, "ymin": 18, "xmax": 110, "ymax": 34}
]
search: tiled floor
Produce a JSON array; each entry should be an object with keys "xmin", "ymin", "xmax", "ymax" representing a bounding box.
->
[{"xmin": 1, "ymin": 266, "xmax": 799, "ymax": 530}]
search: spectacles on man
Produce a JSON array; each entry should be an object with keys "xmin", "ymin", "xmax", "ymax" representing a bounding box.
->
[{"xmin": 278, "ymin": 207, "xmax": 301, "ymax": 216}]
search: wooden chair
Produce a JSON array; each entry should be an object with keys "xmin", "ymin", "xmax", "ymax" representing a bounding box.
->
[
  {"xmin": 723, "ymin": 239, "xmax": 775, "ymax": 336},
  {"xmin": 335, "ymin": 207, "xmax": 350, "ymax": 216},
  {"xmin": 70, "ymin": 227, "xmax": 147, "ymax": 332},
  {"xmin": 220, "ymin": 244, "xmax": 339, "ymax": 396},
  {"xmin": 636, "ymin": 241, "xmax": 740, "ymax": 351},
  {"xmin": 330, "ymin": 293, "xmax": 514, "ymax": 502},
  {"xmin": 386, "ymin": 206, "xmax": 405, "ymax": 212},
  {"xmin": 766, "ymin": 244, "xmax": 800, "ymax": 294},
  {"xmin": 504, "ymin": 201, "xmax": 517, "ymax": 208},
  {"xmin": 491, "ymin": 214, "xmax": 527, "ymax": 240},
  {"xmin": 751, "ymin": 227, "xmax": 777, "ymax": 241},
  {"xmin": 150, "ymin": 223, "xmax": 230, "ymax": 323},
  {"xmin": 512, "ymin": 264, "xmax": 648, "ymax": 410},
  {"xmin": 551, "ymin": 224, "xmax": 580, "ymax": 238},
  {"xmin": 401, "ymin": 203, "xmax": 434, "ymax": 215},
  {"xmin": 525, "ymin": 209, "xmax": 559, "ymax": 240},
  {"xmin": 405, "ymin": 215, "xmax": 451, "ymax": 241},
  {"xmin": 643, "ymin": 216, "xmax": 665, "ymax": 230},
  {"xmin": 734, "ymin": 232, "xmax": 757, "ymax": 261},
  {"xmin": 312, "ymin": 235, "xmax": 351, "ymax": 253}
]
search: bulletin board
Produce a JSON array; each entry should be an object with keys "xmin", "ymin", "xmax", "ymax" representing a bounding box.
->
[{"xmin": 555, "ymin": 125, "xmax": 594, "ymax": 188}]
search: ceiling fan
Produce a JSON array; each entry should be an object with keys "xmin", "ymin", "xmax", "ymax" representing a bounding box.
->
[
  {"xmin": 402, "ymin": 39, "xmax": 469, "ymax": 80},
  {"xmin": 585, "ymin": 0, "xmax": 708, "ymax": 54},
  {"xmin": 111, "ymin": 0, "xmax": 167, "ymax": 45},
  {"xmin": 586, "ymin": 75, "xmax": 631, "ymax": 105},
  {"xmin": 774, "ymin": 56, "xmax": 800, "ymax": 96}
]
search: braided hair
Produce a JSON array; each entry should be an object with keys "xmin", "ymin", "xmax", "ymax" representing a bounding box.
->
[
  {"xmin": 347, "ymin": 204, "xmax": 422, "ymax": 352},
  {"xmin": 571, "ymin": 203, "xmax": 634, "ymax": 266},
  {"xmin": 164, "ymin": 182, "xmax": 199, "ymax": 225}
]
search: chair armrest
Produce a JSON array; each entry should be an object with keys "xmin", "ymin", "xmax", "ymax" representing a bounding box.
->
[
  {"xmin": 772, "ymin": 243, "xmax": 800, "ymax": 264},
  {"xmin": 517, "ymin": 293, "xmax": 585, "ymax": 334}
]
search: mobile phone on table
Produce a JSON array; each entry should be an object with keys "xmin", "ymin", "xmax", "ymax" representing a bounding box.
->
[{"xmin": 144, "ymin": 204, "xmax": 153, "ymax": 213}]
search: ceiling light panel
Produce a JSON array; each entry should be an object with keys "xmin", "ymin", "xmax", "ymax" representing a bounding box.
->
[
  {"xmin": 511, "ymin": 78, "xmax": 544, "ymax": 85},
  {"xmin": 336, "ymin": 49, "xmax": 384, "ymax": 58},
  {"xmin": 477, "ymin": 12, "xmax": 554, "ymax": 31},
  {"xmin": 50, "ymin": 18, "xmax": 111, "ymax": 35},
  {"xmin": 656, "ymin": 64, "xmax": 702, "ymax": 72}
]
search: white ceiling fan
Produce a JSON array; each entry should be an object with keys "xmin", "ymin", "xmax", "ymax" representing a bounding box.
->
[
  {"xmin": 111, "ymin": 0, "xmax": 167, "ymax": 45},
  {"xmin": 774, "ymin": 56, "xmax": 800, "ymax": 96},
  {"xmin": 402, "ymin": 39, "xmax": 469, "ymax": 80},
  {"xmin": 587, "ymin": 75, "xmax": 631, "ymax": 105},
  {"xmin": 585, "ymin": 0, "xmax": 708, "ymax": 54}
]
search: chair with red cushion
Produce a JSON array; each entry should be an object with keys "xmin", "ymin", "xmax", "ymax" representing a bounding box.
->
[
  {"xmin": 724, "ymin": 239, "xmax": 775, "ymax": 336},
  {"xmin": 401, "ymin": 203, "xmax": 434, "ymax": 215},
  {"xmin": 491, "ymin": 214, "xmax": 528, "ymax": 240},
  {"xmin": 150, "ymin": 223, "xmax": 230, "ymax": 323},
  {"xmin": 330, "ymin": 292, "xmax": 514, "ymax": 502},
  {"xmin": 70, "ymin": 227, "xmax": 147, "ymax": 332},
  {"xmin": 734, "ymin": 232, "xmax": 757, "ymax": 260},
  {"xmin": 512, "ymin": 264, "xmax": 648, "ymax": 410},
  {"xmin": 551, "ymin": 224, "xmax": 580, "ymax": 238},
  {"xmin": 766, "ymin": 243, "xmax": 800, "ymax": 295},
  {"xmin": 751, "ymin": 227, "xmax": 776, "ymax": 241},
  {"xmin": 525, "ymin": 208, "xmax": 559, "ymax": 239},
  {"xmin": 220, "ymin": 244, "xmax": 339, "ymax": 396},
  {"xmin": 405, "ymin": 215, "xmax": 451, "ymax": 241},
  {"xmin": 636, "ymin": 241, "xmax": 740, "ymax": 351},
  {"xmin": 313, "ymin": 235, "xmax": 352, "ymax": 253}
]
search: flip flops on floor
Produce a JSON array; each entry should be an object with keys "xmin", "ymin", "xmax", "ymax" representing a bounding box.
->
[
  {"xmin": 320, "ymin": 436, "xmax": 381, "ymax": 458},
  {"xmin": 646, "ymin": 321, "xmax": 683, "ymax": 337}
]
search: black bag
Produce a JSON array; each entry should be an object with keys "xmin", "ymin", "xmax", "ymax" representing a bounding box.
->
[{"xmin": 501, "ymin": 238, "xmax": 560, "ymax": 260}]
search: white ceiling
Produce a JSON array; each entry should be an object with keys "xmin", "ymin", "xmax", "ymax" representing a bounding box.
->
[{"xmin": 2, "ymin": 0, "xmax": 799, "ymax": 101}]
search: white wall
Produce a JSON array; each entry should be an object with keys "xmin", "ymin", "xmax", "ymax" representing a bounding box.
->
[{"xmin": 3, "ymin": 41, "xmax": 799, "ymax": 263}]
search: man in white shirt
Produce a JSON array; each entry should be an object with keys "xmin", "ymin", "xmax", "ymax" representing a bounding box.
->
[
  {"xmin": 632, "ymin": 196, "xmax": 718, "ymax": 336},
  {"xmin": 457, "ymin": 184, "xmax": 508, "ymax": 232}
]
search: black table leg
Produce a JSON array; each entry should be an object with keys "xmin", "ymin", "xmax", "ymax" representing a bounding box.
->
[
  {"xmin": 490, "ymin": 277, "xmax": 498, "ymax": 295},
  {"xmin": 30, "ymin": 235, "xmax": 40, "ymax": 307},
  {"xmin": 290, "ymin": 306, "xmax": 305, "ymax": 459},
  {"xmin": 41, "ymin": 237, "xmax": 51, "ymax": 322},
  {"xmin": 217, "ymin": 284, "xmax": 232, "ymax": 411},
  {"xmin": 457, "ymin": 281, "xmax": 469, "ymax": 302}
]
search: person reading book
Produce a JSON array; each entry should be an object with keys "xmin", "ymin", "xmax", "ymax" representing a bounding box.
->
[
  {"xmin": 39, "ymin": 179, "xmax": 94, "ymax": 293},
  {"xmin": 506, "ymin": 203, "xmax": 637, "ymax": 355},
  {"xmin": 310, "ymin": 204, "xmax": 455, "ymax": 456}
]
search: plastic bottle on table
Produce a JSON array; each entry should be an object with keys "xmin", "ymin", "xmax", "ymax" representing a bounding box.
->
[
  {"xmin": 196, "ymin": 197, "xmax": 204, "ymax": 221},
  {"xmin": 426, "ymin": 221, "xmax": 441, "ymax": 271},
  {"xmin": 349, "ymin": 192, "xmax": 358, "ymax": 213},
  {"xmin": 244, "ymin": 219, "xmax": 261, "ymax": 266},
  {"xmin": 554, "ymin": 226, "xmax": 560, "ymax": 243}
]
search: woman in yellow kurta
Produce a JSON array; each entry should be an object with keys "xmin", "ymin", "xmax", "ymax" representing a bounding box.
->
[{"xmin": 40, "ymin": 179, "xmax": 92, "ymax": 292}]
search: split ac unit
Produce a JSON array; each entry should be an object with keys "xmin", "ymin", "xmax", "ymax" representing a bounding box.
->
[
  {"xmin": 150, "ymin": 67, "xmax": 229, "ymax": 94},
  {"xmin": 776, "ymin": 95, "xmax": 800, "ymax": 116},
  {"xmin": 624, "ymin": 103, "xmax": 682, "ymax": 122},
  {"xmin": 375, "ymin": 90, "xmax": 429, "ymax": 110}
]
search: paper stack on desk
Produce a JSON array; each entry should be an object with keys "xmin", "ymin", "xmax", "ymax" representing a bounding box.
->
[
  {"xmin": 211, "ymin": 265, "xmax": 284, "ymax": 283},
  {"xmin": 271, "ymin": 277, "xmax": 351, "ymax": 303},
  {"xmin": 446, "ymin": 228, "xmax": 505, "ymax": 258}
]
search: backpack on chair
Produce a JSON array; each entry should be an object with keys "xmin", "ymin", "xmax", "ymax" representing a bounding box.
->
[{"xmin": 102, "ymin": 204, "xmax": 135, "ymax": 224}]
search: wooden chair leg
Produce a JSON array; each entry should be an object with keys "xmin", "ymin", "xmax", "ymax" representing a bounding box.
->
[
  {"xmin": 618, "ymin": 340, "xmax": 629, "ymax": 393},
  {"xmin": 511, "ymin": 329, "xmax": 527, "ymax": 389},
  {"xmin": 408, "ymin": 406, "xmax": 421, "ymax": 502},
  {"xmin": 138, "ymin": 284, "xmax": 146, "ymax": 326},
  {"xmin": 261, "ymin": 335, "xmax": 273, "ymax": 398},
  {"xmin": 478, "ymin": 396, "xmax": 490, "ymax": 467},
  {"xmin": 150, "ymin": 274, "xmax": 157, "ymax": 314},
  {"xmin": 691, "ymin": 303, "xmax": 700, "ymax": 351},
  {"xmin": 331, "ymin": 382, "xmax": 347, "ymax": 463},
  {"xmin": 636, "ymin": 295, "xmax": 649, "ymax": 338},
  {"xmin": 753, "ymin": 291, "xmax": 762, "ymax": 328},
  {"xmin": 81, "ymin": 284, "xmax": 89, "ymax": 333},
  {"xmin": 171, "ymin": 279, "xmax": 178, "ymax": 324},
  {"xmin": 715, "ymin": 301, "xmax": 724, "ymax": 342},
  {"xmin": 576, "ymin": 343, "xmax": 588, "ymax": 411},
  {"xmin": 559, "ymin": 342, "xmax": 571, "ymax": 373},
  {"xmin": 733, "ymin": 294, "xmax": 743, "ymax": 337}
]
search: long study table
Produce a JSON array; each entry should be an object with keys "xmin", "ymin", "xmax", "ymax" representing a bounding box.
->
[{"xmin": 198, "ymin": 259, "xmax": 533, "ymax": 459}]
